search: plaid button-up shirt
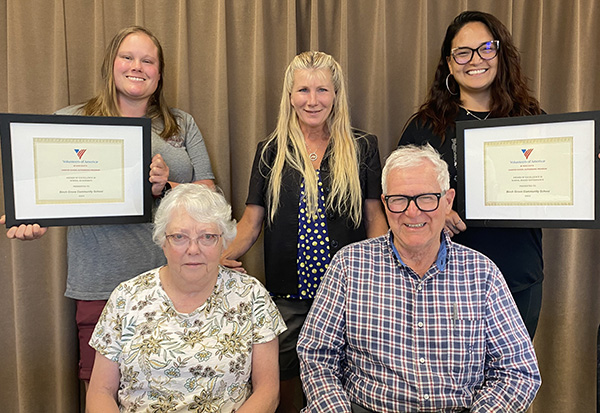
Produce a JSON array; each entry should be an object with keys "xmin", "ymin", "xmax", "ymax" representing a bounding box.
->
[{"xmin": 298, "ymin": 231, "xmax": 540, "ymax": 412}]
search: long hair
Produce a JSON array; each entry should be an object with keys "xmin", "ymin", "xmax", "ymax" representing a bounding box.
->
[
  {"xmin": 408, "ymin": 11, "xmax": 542, "ymax": 141},
  {"xmin": 81, "ymin": 26, "xmax": 180, "ymax": 140},
  {"xmin": 261, "ymin": 51, "xmax": 362, "ymax": 227}
]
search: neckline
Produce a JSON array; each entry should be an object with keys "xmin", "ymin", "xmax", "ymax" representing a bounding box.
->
[{"xmin": 461, "ymin": 106, "xmax": 491, "ymax": 121}]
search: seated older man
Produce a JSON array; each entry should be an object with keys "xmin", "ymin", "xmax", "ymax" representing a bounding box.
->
[{"xmin": 297, "ymin": 144, "xmax": 541, "ymax": 412}]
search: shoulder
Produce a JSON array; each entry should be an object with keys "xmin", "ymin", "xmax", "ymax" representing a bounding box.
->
[
  {"xmin": 399, "ymin": 116, "xmax": 436, "ymax": 145},
  {"xmin": 111, "ymin": 267, "xmax": 161, "ymax": 299},
  {"xmin": 168, "ymin": 107, "xmax": 190, "ymax": 119},
  {"xmin": 335, "ymin": 233, "xmax": 389, "ymax": 262},
  {"xmin": 446, "ymin": 237, "xmax": 501, "ymax": 279},
  {"xmin": 168, "ymin": 107, "xmax": 195, "ymax": 127},
  {"xmin": 218, "ymin": 267, "xmax": 268, "ymax": 292},
  {"xmin": 351, "ymin": 128, "xmax": 378, "ymax": 144},
  {"xmin": 351, "ymin": 128, "xmax": 379, "ymax": 156},
  {"xmin": 255, "ymin": 137, "xmax": 278, "ymax": 163},
  {"xmin": 54, "ymin": 104, "xmax": 86, "ymax": 116}
]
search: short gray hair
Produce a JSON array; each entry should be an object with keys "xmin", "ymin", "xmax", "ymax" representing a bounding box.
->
[
  {"xmin": 382, "ymin": 144, "xmax": 450, "ymax": 194},
  {"xmin": 152, "ymin": 184, "xmax": 237, "ymax": 248}
]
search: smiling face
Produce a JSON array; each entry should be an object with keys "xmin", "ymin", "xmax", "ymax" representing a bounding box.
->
[
  {"xmin": 290, "ymin": 68, "xmax": 335, "ymax": 133},
  {"xmin": 113, "ymin": 32, "xmax": 161, "ymax": 108},
  {"xmin": 382, "ymin": 162, "xmax": 454, "ymax": 263},
  {"xmin": 447, "ymin": 21, "xmax": 498, "ymax": 101},
  {"xmin": 162, "ymin": 208, "xmax": 223, "ymax": 284}
]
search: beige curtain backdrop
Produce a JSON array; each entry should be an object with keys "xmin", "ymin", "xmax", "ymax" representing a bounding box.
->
[{"xmin": 1, "ymin": 0, "xmax": 598, "ymax": 411}]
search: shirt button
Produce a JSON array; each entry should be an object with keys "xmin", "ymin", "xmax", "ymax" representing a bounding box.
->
[
  {"xmin": 331, "ymin": 239, "xmax": 339, "ymax": 248},
  {"xmin": 417, "ymin": 322, "xmax": 424, "ymax": 328},
  {"xmin": 417, "ymin": 284, "xmax": 422, "ymax": 291},
  {"xmin": 419, "ymin": 357, "xmax": 425, "ymax": 364},
  {"xmin": 423, "ymin": 394, "xmax": 430, "ymax": 400}
]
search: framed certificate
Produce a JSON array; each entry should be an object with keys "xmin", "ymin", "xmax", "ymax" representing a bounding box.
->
[
  {"xmin": 1, "ymin": 113, "xmax": 152, "ymax": 227},
  {"xmin": 456, "ymin": 111, "xmax": 600, "ymax": 228}
]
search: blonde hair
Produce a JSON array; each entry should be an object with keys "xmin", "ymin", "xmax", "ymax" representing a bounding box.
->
[
  {"xmin": 261, "ymin": 51, "xmax": 362, "ymax": 226},
  {"xmin": 81, "ymin": 26, "xmax": 180, "ymax": 140}
]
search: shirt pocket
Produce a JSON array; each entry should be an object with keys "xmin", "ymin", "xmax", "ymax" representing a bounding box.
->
[{"xmin": 445, "ymin": 318, "xmax": 485, "ymax": 387}]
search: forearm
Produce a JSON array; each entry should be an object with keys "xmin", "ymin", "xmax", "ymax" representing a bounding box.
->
[
  {"xmin": 221, "ymin": 205, "xmax": 264, "ymax": 261},
  {"xmin": 235, "ymin": 388, "xmax": 278, "ymax": 413},
  {"xmin": 300, "ymin": 365, "xmax": 351, "ymax": 413},
  {"xmin": 298, "ymin": 255, "xmax": 352, "ymax": 411},
  {"xmin": 471, "ymin": 275, "xmax": 541, "ymax": 412},
  {"xmin": 364, "ymin": 199, "xmax": 388, "ymax": 238},
  {"xmin": 86, "ymin": 391, "xmax": 119, "ymax": 413},
  {"xmin": 470, "ymin": 377, "xmax": 539, "ymax": 413}
]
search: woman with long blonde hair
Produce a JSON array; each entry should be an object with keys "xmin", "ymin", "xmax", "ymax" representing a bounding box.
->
[{"xmin": 222, "ymin": 51, "xmax": 388, "ymax": 412}]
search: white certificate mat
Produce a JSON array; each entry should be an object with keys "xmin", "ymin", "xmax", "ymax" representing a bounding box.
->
[
  {"xmin": 456, "ymin": 111, "xmax": 600, "ymax": 228},
  {"xmin": 1, "ymin": 113, "xmax": 152, "ymax": 227}
]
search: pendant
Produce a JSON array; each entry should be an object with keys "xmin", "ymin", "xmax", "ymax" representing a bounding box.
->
[{"xmin": 309, "ymin": 152, "xmax": 318, "ymax": 161}]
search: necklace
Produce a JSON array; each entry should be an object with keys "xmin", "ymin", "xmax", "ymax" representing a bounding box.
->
[
  {"xmin": 465, "ymin": 108, "xmax": 491, "ymax": 121},
  {"xmin": 304, "ymin": 138, "xmax": 326, "ymax": 161}
]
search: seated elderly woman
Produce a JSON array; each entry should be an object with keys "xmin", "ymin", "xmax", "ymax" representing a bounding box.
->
[{"xmin": 86, "ymin": 184, "xmax": 286, "ymax": 412}]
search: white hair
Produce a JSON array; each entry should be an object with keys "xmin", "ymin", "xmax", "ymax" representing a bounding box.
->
[
  {"xmin": 152, "ymin": 184, "xmax": 237, "ymax": 248},
  {"xmin": 382, "ymin": 144, "xmax": 450, "ymax": 193}
]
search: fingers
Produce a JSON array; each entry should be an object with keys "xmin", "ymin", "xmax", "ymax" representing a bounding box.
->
[
  {"xmin": 6, "ymin": 223, "xmax": 48, "ymax": 240},
  {"xmin": 445, "ymin": 219, "xmax": 465, "ymax": 235},
  {"xmin": 150, "ymin": 154, "xmax": 169, "ymax": 180},
  {"xmin": 150, "ymin": 154, "xmax": 170, "ymax": 196},
  {"xmin": 444, "ymin": 210, "xmax": 467, "ymax": 235},
  {"xmin": 220, "ymin": 258, "xmax": 247, "ymax": 273}
]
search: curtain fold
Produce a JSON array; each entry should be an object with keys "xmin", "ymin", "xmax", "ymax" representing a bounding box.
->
[{"xmin": 1, "ymin": 1, "xmax": 599, "ymax": 411}]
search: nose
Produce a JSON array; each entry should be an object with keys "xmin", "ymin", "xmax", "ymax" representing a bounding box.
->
[
  {"xmin": 404, "ymin": 199, "xmax": 421, "ymax": 217},
  {"xmin": 131, "ymin": 58, "xmax": 142, "ymax": 71},
  {"xmin": 186, "ymin": 238, "xmax": 202, "ymax": 254},
  {"xmin": 471, "ymin": 50, "xmax": 484, "ymax": 64},
  {"xmin": 307, "ymin": 90, "xmax": 317, "ymax": 106}
]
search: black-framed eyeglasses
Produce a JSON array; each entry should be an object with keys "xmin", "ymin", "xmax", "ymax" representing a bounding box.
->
[
  {"xmin": 165, "ymin": 233, "xmax": 222, "ymax": 249},
  {"xmin": 384, "ymin": 192, "xmax": 446, "ymax": 214},
  {"xmin": 450, "ymin": 40, "xmax": 500, "ymax": 65}
]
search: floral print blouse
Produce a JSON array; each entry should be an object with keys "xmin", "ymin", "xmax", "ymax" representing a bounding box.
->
[{"xmin": 90, "ymin": 266, "xmax": 286, "ymax": 412}]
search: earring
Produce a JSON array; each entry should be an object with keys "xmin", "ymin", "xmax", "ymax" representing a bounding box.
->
[{"xmin": 446, "ymin": 74, "xmax": 458, "ymax": 96}]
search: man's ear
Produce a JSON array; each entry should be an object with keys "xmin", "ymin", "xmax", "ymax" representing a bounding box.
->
[{"xmin": 444, "ymin": 188, "xmax": 456, "ymax": 212}]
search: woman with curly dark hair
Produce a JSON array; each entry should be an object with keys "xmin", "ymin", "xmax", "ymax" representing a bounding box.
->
[{"xmin": 399, "ymin": 11, "xmax": 543, "ymax": 338}]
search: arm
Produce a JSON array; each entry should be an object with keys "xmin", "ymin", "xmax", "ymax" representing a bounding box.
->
[
  {"xmin": 86, "ymin": 352, "xmax": 120, "ymax": 413},
  {"xmin": 470, "ymin": 268, "xmax": 541, "ymax": 412},
  {"xmin": 359, "ymin": 134, "xmax": 387, "ymax": 238},
  {"xmin": 236, "ymin": 338, "xmax": 280, "ymax": 413},
  {"xmin": 0, "ymin": 215, "xmax": 48, "ymax": 240},
  {"xmin": 220, "ymin": 204, "xmax": 265, "ymax": 270},
  {"xmin": 297, "ymin": 254, "xmax": 352, "ymax": 412},
  {"xmin": 364, "ymin": 199, "xmax": 388, "ymax": 238}
]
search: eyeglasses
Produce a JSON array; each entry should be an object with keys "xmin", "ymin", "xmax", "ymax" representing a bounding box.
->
[
  {"xmin": 450, "ymin": 40, "xmax": 500, "ymax": 65},
  {"xmin": 165, "ymin": 233, "xmax": 222, "ymax": 249},
  {"xmin": 384, "ymin": 192, "xmax": 446, "ymax": 214}
]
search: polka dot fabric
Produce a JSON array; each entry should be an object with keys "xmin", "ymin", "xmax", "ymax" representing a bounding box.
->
[{"xmin": 287, "ymin": 171, "xmax": 331, "ymax": 299}]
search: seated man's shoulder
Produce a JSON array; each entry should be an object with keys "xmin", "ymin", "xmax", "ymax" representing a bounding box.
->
[
  {"xmin": 447, "ymin": 241, "xmax": 501, "ymax": 275},
  {"xmin": 338, "ymin": 234, "xmax": 388, "ymax": 256}
]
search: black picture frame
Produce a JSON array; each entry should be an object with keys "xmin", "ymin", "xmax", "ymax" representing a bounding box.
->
[
  {"xmin": 1, "ymin": 113, "xmax": 152, "ymax": 227},
  {"xmin": 456, "ymin": 110, "xmax": 600, "ymax": 228}
]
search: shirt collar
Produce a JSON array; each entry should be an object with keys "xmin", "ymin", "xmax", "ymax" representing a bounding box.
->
[{"xmin": 389, "ymin": 231, "xmax": 448, "ymax": 272}]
